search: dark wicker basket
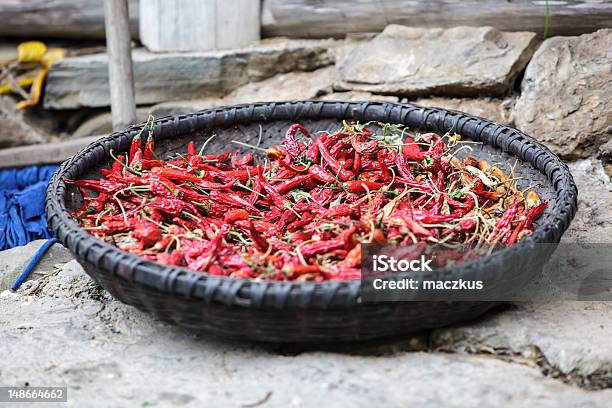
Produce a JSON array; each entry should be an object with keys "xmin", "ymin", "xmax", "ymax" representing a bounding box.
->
[{"xmin": 46, "ymin": 101, "xmax": 577, "ymax": 342}]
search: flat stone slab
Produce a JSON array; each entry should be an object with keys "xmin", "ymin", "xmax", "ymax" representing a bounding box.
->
[
  {"xmin": 44, "ymin": 39, "xmax": 337, "ymax": 109},
  {"xmin": 0, "ymin": 135, "xmax": 104, "ymax": 169},
  {"xmin": 562, "ymin": 159, "xmax": 612, "ymax": 243},
  {"xmin": 431, "ymin": 302, "xmax": 612, "ymax": 376},
  {"xmin": 0, "ymin": 239, "xmax": 73, "ymax": 292},
  {"xmin": 415, "ymin": 97, "xmax": 513, "ymax": 124},
  {"xmin": 321, "ymin": 91, "xmax": 399, "ymax": 103},
  {"xmin": 335, "ymin": 25, "xmax": 537, "ymax": 97},
  {"xmin": 513, "ymin": 29, "xmax": 612, "ymax": 159},
  {"xmin": 1, "ymin": 261, "xmax": 610, "ymax": 407},
  {"xmin": 0, "ymin": 96, "xmax": 47, "ymax": 148}
]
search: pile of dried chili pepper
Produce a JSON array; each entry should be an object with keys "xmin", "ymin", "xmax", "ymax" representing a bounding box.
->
[{"xmin": 67, "ymin": 119, "xmax": 547, "ymax": 281}]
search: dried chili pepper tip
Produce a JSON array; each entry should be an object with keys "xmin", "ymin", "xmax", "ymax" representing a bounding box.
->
[
  {"xmin": 187, "ymin": 141, "xmax": 197, "ymax": 156},
  {"xmin": 144, "ymin": 133, "xmax": 155, "ymax": 161},
  {"xmin": 128, "ymin": 133, "xmax": 142, "ymax": 163},
  {"xmin": 284, "ymin": 123, "xmax": 309, "ymax": 159}
]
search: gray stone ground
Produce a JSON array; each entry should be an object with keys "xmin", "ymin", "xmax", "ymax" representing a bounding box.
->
[
  {"xmin": 1, "ymin": 26, "xmax": 611, "ymax": 408},
  {"xmin": 0, "ymin": 159, "xmax": 610, "ymax": 407}
]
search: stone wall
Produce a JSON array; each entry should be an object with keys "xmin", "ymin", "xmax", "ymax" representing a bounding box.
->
[{"xmin": 6, "ymin": 25, "xmax": 606, "ymax": 161}]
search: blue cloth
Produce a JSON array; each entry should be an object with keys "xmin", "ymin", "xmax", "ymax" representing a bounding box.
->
[{"xmin": 0, "ymin": 165, "xmax": 58, "ymax": 250}]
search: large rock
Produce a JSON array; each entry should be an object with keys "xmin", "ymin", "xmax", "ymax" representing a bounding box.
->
[
  {"xmin": 513, "ymin": 29, "xmax": 612, "ymax": 159},
  {"xmin": 562, "ymin": 159, "xmax": 612, "ymax": 243},
  {"xmin": 0, "ymin": 96, "xmax": 48, "ymax": 148},
  {"xmin": 225, "ymin": 65, "xmax": 334, "ymax": 102},
  {"xmin": 335, "ymin": 25, "xmax": 537, "ymax": 97},
  {"xmin": 598, "ymin": 139, "xmax": 612, "ymax": 179},
  {"xmin": 415, "ymin": 97, "xmax": 513, "ymax": 124},
  {"xmin": 1, "ymin": 262, "xmax": 611, "ymax": 407},
  {"xmin": 321, "ymin": 91, "xmax": 399, "ymax": 102},
  {"xmin": 72, "ymin": 109, "xmax": 151, "ymax": 138},
  {"xmin": 148, "ymin": 66, "xmax": 336, "ymax": 116},
  {"xmin": 44, "ymin": 39, "xmax": 337, "ymax": 109}
]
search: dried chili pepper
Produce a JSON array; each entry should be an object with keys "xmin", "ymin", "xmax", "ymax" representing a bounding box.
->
[
  {"xmin": 71, "ymin": 120, "xmax": 546, "ymax": 282},
  {"xmin": 318, "ymin": 140, "xmax": 354, "ymax": 181},
  {"xmin": 284, "ymin": 124, "xmax": 309, "ymax": 160}
]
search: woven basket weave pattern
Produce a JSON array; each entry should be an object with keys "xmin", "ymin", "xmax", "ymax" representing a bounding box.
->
[{"xmin": 46, "ymin": 101, "xmax": 577, "ymax": 342}]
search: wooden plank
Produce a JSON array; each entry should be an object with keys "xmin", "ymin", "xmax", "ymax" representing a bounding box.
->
[
  {"xmin": 0, "ymin": 0, "xmax": 139, "ymax": 39},
  {"xmin": 104, "ymin": 0, "xmax": 137, "ymax": 130},
  {"xmin": 140, "ymin": 0, "xmax": 260, "ymax": 52},
  {"xmin": 0, "ymin": 136, "xmax": 104, "ymax": 169},
  {"xmin": 140, "ymin": 0, "xmax": 216, "ymax": 52},
  {"xmin": 215, "ymin": 0, "xmax": 261, "ymax": 50},
  {"xmin": 262, "ymin": 0, "xmax": 612, "ymax": 38}
]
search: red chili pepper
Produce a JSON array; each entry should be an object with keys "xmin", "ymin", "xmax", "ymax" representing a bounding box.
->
[
  {"xmin": 401, "ymin": 138, "xmax": 425, "ymax": 161},
  {"xmin": 132, "ymin": 220, "xmax": 162, "ymax": 247},
  {"xmin": 453, "ymin": 219, "xmax": 476, "ymax": 233},
  {"xmin": 259, "ymin": 177, "xmax": 290, "ymax": 209},
  {"xmin": 209, "ymin": 190, "xmax": 259, "ymax": 213},
  {"xmin": 224, "ymin": 208, "xmax": 250, "ymax": 223},
  {"xmin": 346, "ymin": 180, "xmax": 385, "ymax": 193},
  {"xmin": 112, "ymin": 154, "xmax": 125, "ymax": 176},
  {"xmin": 318, "ymin": 140, "xmax": 353, "ymax": 181},
  {"xmin": 504, "ymin": 219, "xmax": 526, "ymax": 245},
  {"xmin": 278, "ymin": 158, "xmax": 309, "ymax": 173},
  {"xmin": 144, "ymin": 133, "xmax": 155, "ymax": 161},
  {"xmin": 248, "ymin": 221, "xmax": 271, "ymax": 253},
  {"xmin": 195, "ymin": 178, "xmax": 237, "ymax": 190},
  {"xmin": 276, "ymin": 174, "xmax": 313, "ymax": 195},
  {"xmin": 305, "ymin": 141, "xmax": 320, "ymax": 162},
  {"xmin": 400, "ymin": 209, "xmax": 432, "ymax": 237},
  {"xmin": 351, "ymin": 135, "xmax": 378, "ymax": 155},
  {"xmin": 207, "ymin": 166, "xmax": 261, "ymax": 182},
  {"xmin": 129, "ymin": 133, "xmax": 141, "ymax": 164},
  {"xmin": 201, "ymin": 224, "xmax": 230, "ymax": 271},
  {"xmin": 427, "ymin": 140, "xmax": 445, "ymax": 159},
  {"xmin": 319, "ymin": 203, "xmax": 352, "ymax": 219},
  {"xmin": 287, "ymin": 213, "xmax": 315, "ymax": 233},
  {"xmin": 72, "ymin": 121, "xmax": 538, "ymax": 281},
  {"xmin": 378, "ymin": 153, "xmax": 392, "ymax": 180},
  {"xmin": 284, "ymin": 124, "xmax": 309, "ymax": 160},
  {"xmin": 352, "ymin": 151, "xmax": 362, "ymax": 174},
  {"xmin": 300, "ymin": 239, "xmax": 344, "ymax": 259},
  {"xmin": 247, "ymin": 177, "xmax": 262, "ymax": 206},
  {"xmin": 86, "ymin": 192, "xmax": 108, "ymax": 213},
  {"xmin": 496, "ymin": 198, "xmax": 519, "ymax": 230},
  {"xmin": 288, "ymin": 264, "xmax": 320, "ymax": 277},
  {"xmin": 147, "ymin": 197, "xmax": 198, "ymax": 217},
  {"xmin": 65, "ymin": 179, "xmax": 125, "ymax": 194},
  {"xmin": 203, "ymin": 153, "xmax": 230, "ymax": 162},
  {"xmin": 524, "ymin": 202, "xmax": 547, "ymax": 229},
  {"xmin": 308, "ymin": 164, "xmax": 336, "ymax": 183},
  {"xmin": 187, "ymin": 141, "xmax": 197, "ymax": 156},
  {"xmin": 394, "ymin": 155, "xmax": 415, "ymax": 180},
  {"xmin": 130, "ymin": 149, "xmax": 142, "ymax": 169},
  {"xmin": 150, "ymin": 167, "xmax": 201, "ymax": 183}
]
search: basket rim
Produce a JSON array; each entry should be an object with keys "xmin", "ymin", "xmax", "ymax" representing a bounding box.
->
[{"xmin": 45, "ymin": 100, "xmax": 578, "ymax": 309}]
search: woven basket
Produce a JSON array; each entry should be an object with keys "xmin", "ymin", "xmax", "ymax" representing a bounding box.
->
[{"xmin": 46, "ymin": 101, "xmax": 577, "ymax": 342}]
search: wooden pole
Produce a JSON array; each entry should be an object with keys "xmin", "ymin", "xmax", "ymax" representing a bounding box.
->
[{"xmin": 104, "ymin": 0, "xmax": 137, "ymax": 130}]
